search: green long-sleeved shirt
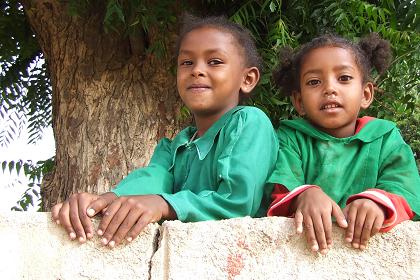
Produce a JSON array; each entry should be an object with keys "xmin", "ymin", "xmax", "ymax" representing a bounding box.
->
[
  {"xmin": 269, "ymin": 118, "xmax": 420, "ymax": 219},
  {"xmin": 113, "ymin": 106, "xmax": 278, "ymax": 222}
]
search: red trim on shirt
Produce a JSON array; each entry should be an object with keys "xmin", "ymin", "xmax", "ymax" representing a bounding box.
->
[
  {"xmin": 267, "ymin": 184, "xmax": 319, "ymax": 217},
  {"xmin": 354, "ymin": 116, "xmax": 375, "ymax": 134},
  {"xmin": 347, "ymin": 189, "xmax": 414, "ymax": 232}
]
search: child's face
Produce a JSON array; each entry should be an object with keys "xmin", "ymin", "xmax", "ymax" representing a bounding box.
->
[
  {"xmin": 177, "ymin": 27, "xmax": 257, "ymax": 121},
  {"xmin": 292, "ymin": 46, "xmax": 374, "ymax": 138}
]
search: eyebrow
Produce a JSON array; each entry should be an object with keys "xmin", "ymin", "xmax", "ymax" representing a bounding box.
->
[
  {"xmin": 178, "ymin": 48, "xmax": 229, "ymax": 56},
  {"xmin": 302, "ymin": 64, "xmax": 356, "ymax": 76}
]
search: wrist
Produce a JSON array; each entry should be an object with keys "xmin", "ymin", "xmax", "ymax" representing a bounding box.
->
[{"xmin": 157, "ymin": 195, "xmax": 177, "ymax": 220}]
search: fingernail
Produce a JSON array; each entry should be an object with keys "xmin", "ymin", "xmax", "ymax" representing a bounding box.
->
[
  {"xmin": 312, "ymin": 244, "xmax": 319, "ymax": 251},
  {"xmin": 87, "ymin": 208, "xmax": 95, "ymax": 217},
  {"xmin": 79, "ymin": 236, "xmax": 85, "ymax": 243},
  {"xmin": 327, "ymin": 243, "xmax": 332, "ymax": 249},
  {"xmin": 108, "ymin": 240, "xmax": 115, "ymax": 247},
  {"xmin": 87, "ymin": 232, "xmax": 93, "ymax": 239},
  {"xmin": 69, "ymin": 232, "xmax": 76, "ymax": 239},
  {"xmin": 55, "ymin": 220, "xmax": 60, "ymax": 225},
  {"xmin": 342, "ymin": 219, "xmax": 348, "ymax": 227},
  {"xmin": 320, "ymin": 249, "xmax": 328, "ymax": 255},
  {"xmin": 97, "ymin": 229, "xmax": 103, "ymax": 236},
  {"xmin": 359, "ymin": 245, "xmax": 366, "ymax": 250},
  {"xmin": 296, "ymin": 225, "xmax": 303, "ymax": 233},
  {"xmin": 352, "ymin": 243, "xmax": 359, "ymax": 249},
  {"xmin": 101, "ymin": 238, "xmax": 108, "ymax": 245},
  {"xmin": 345, "ymin": 237, "xmax": 352, "ymax": 243},
  {"xmin": 126, "ymin": 237, "xmax": 133, "ymax": 242}
]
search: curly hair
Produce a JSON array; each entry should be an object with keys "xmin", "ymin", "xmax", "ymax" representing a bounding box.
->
[{"xmin": 273, "ymin": 33, "xmax": 392, "ymax": 96}]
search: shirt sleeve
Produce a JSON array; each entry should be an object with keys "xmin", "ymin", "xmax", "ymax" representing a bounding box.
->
[
  {"xmin": 373, "ymin": 128, "xmax": 420, "ymax": 221},
  {"xmin": 161, "ymin": 109, "xmax": 278, "ymax": 222},
  {"xmin": 268, "ymin": 127, "xmax": 305, "ymax": 190},
  {"xmin": 112, "ymin": 138, "xmax": 174, "ymax": 196},
  {"xmin": 346, "ymin": 189, "xmax": 414, "ymax": 232}
]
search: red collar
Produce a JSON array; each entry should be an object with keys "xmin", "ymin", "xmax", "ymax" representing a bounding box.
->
[{"xmin": 355, "ymin": 116, "xmax": 375, "ymax": 134}]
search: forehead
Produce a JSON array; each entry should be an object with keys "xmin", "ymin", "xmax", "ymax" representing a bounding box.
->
[
  {"xmin": 301, "ymin": 46, "xmax": 358, "ymax": 71},
  {"xmin": 179, "ymin": 26, "xmax": 242, "ymax": 53}
]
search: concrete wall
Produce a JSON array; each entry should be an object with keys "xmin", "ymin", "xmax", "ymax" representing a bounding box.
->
[{"xmin": 0, "ymin": 212, "xmax": 419, "ymax": 279}]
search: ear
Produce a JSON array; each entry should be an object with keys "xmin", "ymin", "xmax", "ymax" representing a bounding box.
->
[
  {"xmin": 291, "ymin": 91, "xmax": 306, "ymax": 116},
  {"xmin": 361, "ymin": 82, "xmax": 374, "ymax": 109},
  {"xmin": 240, "ymin": 67, "xmax": 260, "ymax": 96}
]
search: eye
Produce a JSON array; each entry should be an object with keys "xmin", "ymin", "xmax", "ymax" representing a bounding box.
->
[
  {"xmin": 179, "ymin": 60, "xmax": 192, "ymax": 66},
  {"xmin": 208, "ymin": 59, "xmax": 223, "ymax": 65},
  {"xmin": 306, "ymin": 79, "xmax": 320, "ymax": 86},
  {"xmin": 339, "ymin": 75, "xmax": 353, "ymax": 81}
]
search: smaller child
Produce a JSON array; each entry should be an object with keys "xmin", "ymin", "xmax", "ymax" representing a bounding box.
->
[
  {"xmin": 267, "ymin": 33, "xmax": 420, "ymax": 255},
  {"xmin": 51, "ymin": 15, "xmax": 278, "ymax": 247}
]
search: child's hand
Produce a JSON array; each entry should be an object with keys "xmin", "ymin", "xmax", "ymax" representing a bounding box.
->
[
  {"xmin": 51, "ymin": 192, "xmax": 117, "ymax": 242},
  {"xmin": 343, "ymin": 198, "xmax": 385, "ymax": 250},
  {"xmin": 95, "ymin": 195, "xmax": 176, "ymax": 248},
  {"xmin": 293, "ymin": 188, "xmax": 348, "ymax": 254}
]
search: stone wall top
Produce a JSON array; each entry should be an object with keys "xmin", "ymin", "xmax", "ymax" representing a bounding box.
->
[{"xmin": 0, "ymin": 212, "xmax": 419, "ymax": 279}]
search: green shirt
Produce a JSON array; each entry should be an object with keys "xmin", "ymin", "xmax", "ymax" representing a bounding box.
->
[
  {"xmin": 113, "ymin": 106, "xmax": 278, "ymax": 222},
  {"xmin": 269, "ymin": 118, "xmax": 420, "ymax": 219}
]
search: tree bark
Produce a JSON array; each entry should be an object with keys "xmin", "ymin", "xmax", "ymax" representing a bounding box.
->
[{"xmin": 22, "ymin": 1, "xmax": 186, "ymax": 210}]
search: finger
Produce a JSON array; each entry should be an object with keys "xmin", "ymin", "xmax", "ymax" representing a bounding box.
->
[
  {"xmin": 352, "ymin": 207, "xmax": 367, "ymax": 249},
  {"xmin": 77, "ymin": 193, "xmax": 94, "ymax": 240},
  {"xmin": 51, "ymin": 203, "xmax": 63, "ymax": 224},
  {"xmin": 321, "ymin": 212, "xmax": 333, "ymax": 251},
  {"xmin": 58, "ymin": 201, "xmax": 76, "ymax": 240},
  {"xmin": 359, "ymin": 211, "xmax": 375, "ymax": 250},
  {"xmin": 102, "ymin": 203, "xmax": 132, "ymax": 247},
  {"xmin": 110, "ymin": 208, "xmax": 143, "ymax": 247},
  {"xmin": 332, "ymin": 203, "xmax": 348, "ymax": 228},
  {"xmin": 97, "ymin": 199, "xmax": 123, "ymax": 244},
  {"xmin": 371, "ymin": 215, "xmax": 383, "ymax": 237},
  {"xmin": 87, "ymin": 194, "xmax": 113, "ymax": 217},
  {"xmin": 303, "ymin": 216, "xmax": 319, "ymax": 252},
  {"xmin": 126, "ymin": 212, "xmax": 154, "ymax": 243},
  {"xmin": 69, "ymin": 195, "xmax": 86, "ymax": 242},
  {"xmin": 295, "ymin": 210, "xmax": 304, "ymax": 234},
  {"xmin": 312, "ymin": 214, "xmax": 327, "ymax": 254},
  {"xmin": 345, "ymin": 205, "xmax": 357, "ymax": 244}
]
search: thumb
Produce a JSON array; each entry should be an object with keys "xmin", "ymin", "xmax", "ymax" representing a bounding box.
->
[
  {"xmin": 87, "ymin": 192, "xmax": 117, "ymax": 217},
  {"xmin": 332, "ymin": 203, "xmax": 348, "ymax": 228}
]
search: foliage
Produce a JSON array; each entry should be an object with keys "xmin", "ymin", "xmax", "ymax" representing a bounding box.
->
[
  {"xmin": 1, "ymin": 157, "xmax": 54, "ymax": 210},
  {"xmin": 0, "ymin": 0, "xmax": 418, "ymax": 210},
  {"xmin": 0, "ymin": 1, "xmax": 52, "ymax": 147}
]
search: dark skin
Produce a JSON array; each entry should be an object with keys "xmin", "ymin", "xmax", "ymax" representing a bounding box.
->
[
  {"xmin": 51, "ymin": 192, "xmax": 176, "ymax": 247},
  {"xmin": 51, "ymin": 27, "xmax": 260, "ymax": 248},
  {"xmin": 293, "ymin": 187, "xmax": 386, "ymax": 254}
]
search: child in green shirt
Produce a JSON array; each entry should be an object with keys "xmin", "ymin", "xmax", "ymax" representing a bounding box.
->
[
  {"xmin": 267, "ymin": 33, "xmax": 420, "ymax": 254},
  {"xmin": 52, "ymin": 15, "xmax": 278, "ymax": 247}
]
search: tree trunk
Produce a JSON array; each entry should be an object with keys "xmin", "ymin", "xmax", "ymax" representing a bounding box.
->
[{"xmin": 22, "ymin": 1, "xmax": 186, "ymax": 210}]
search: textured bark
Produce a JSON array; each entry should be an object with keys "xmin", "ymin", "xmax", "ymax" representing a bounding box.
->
[{"xmin": 22, "ymin": 1, "xmax": 186, "ymax": 210}]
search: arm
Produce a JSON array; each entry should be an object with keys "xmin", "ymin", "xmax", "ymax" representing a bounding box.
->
[
  {"xmin": 112, "ymin": 138, "xmax": 174, "ymax": 196},
  {"xmin": 161, "ymin": 109, "xmax": 278, "ymax": 222},
  {"xmin": 342, "ymin": 129, "xmax": 419, "ymax": 250}
]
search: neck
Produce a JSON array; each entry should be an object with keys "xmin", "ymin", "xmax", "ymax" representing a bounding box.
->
[
  {"xmin": 314, "ymin": 120, "xmax": 357, "ymax": 138},
  {"xmin": 193, "ymin": 107, "xmax": 236, "ymax": 136},
  {"xmin": 194, "ymin": 114, "xmax": 220, "ymax": 137}
]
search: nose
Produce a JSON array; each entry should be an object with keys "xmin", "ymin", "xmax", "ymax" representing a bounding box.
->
[
  {"xmin": 191, "ymin": 62, "xmax": 205, "ymax": 78},
  {"xmin": 323, "ymin": 78, "xmax": 337, "ymax": 96}
]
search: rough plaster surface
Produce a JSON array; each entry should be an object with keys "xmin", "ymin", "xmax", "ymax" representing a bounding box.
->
[
  {"xmin": 0, "ymin": 213, "xmax": 419, "ymax": 280},
  {"xmin": 0, "ymin": 212, "xmax": 159, "ymax": 280},
  {"xmin": 152, "ymin": 217, "xmax": 420, "ymax": 280}
]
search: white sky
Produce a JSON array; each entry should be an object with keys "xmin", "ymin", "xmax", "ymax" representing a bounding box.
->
[{"xmin": 0, "ymin": 125, "xmax": 55, "ymax": 212}]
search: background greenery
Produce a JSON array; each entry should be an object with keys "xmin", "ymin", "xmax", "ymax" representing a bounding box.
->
[{"xmin": 1, "ymin": 0, "xmax": 419, "ymax": 210}]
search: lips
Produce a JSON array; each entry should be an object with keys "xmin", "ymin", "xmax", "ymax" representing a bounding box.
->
[
  {"xmin": 320, "ymin": 101, "xmax": 342, "ymax": 110},
  {"xmin": 187, "ymin": 84, "xmax": 210, "ymax": 91}
]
